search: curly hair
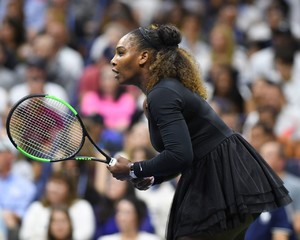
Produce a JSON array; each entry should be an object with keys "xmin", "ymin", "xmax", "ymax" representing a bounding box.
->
[{"xmin": 130, "ymin": 24, "xmax": 207, "ymax": 99}]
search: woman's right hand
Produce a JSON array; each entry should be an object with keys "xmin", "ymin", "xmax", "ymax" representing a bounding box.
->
[{"xmin": 130, "ymin": 176, "xmax": 154, "ymax": 190}]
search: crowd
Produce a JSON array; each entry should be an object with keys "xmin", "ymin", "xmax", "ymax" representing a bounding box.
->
[{"xmin": 0, "ymin": 0, "xmax": 300, "ymax": 239}]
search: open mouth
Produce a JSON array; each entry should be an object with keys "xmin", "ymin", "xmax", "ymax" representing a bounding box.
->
[
  {"xmin": 112, "ymin": 69, "xmax": 119, "ymax": 79},
  {"xmin": 112, "ymin": 69, "xmax": 119, "ymax": 74}
]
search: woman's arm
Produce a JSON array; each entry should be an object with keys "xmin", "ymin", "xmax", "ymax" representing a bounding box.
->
[
  {"xmin": 271, "ymin": 230, "xmax": 289, "ymax": 240},
  {"xmin": 108, "ymin": 86, "xmax": 193, "ymax": 181},
  {"xmin": 133, "ymin": 87, "xmax": 193, "ymax": 177}
]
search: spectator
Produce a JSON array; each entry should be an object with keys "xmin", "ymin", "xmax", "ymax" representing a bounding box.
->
[
  {"xmin": 249, "ymin": 24, "xmax": 300, "ymax": 85},
  {"xmin": 248, "ymin": 121, "xmax": 276, "ymax": 151},
  {"xmin": 9, "ymin": 55, "xmax": 69, "ymax": 105},
  {"xmin": 216, "ymin": 3, "xmax": 244, "ymax": 45},
  {"xmin": 274, "ymin": 47, "xmax": 300, "ymax": 107},
  {"xmin": 242, "ymin": 22, "xmax": 272, "ymax": 85},
  {"xmin": 50, "ymin": 158, "xmax": 91, "ymax": 199},
  {"xmin": 0, "ymin": 0, "xmax": 9, "ymax": 22},
  {"xmin": 209, "ymin": 97, "xmax": 244, "ymax": 133},
  {"xmin": 205, "ymin": 22, "xmax": 248, "ymax": 83},
  {"xmin": 45, "ymin": 20, "xmax": 84, "ymax": 97},
  {"xmin": 0, "ymin": 87, "xmax": 8, "ymax": 121},
  {"xmin": 29, "ymin": 159, "xmax": 52, "ymax": 202},
  {"xmin": 245, "ymin": 206, "xmax": 297, "ymax": 240},
  {"xmin": 19, "ymin": 171, "xmax": 95, "ymax": 240},
  {"xmin": 0, "ymin": 16, "xmax": 25, "ymax": 69},
  {"xmin": 118, "ymin": 121, "xmax": 152, "ymax": 160},
  {"xmin": 78, "ymin": 33, "xmax": 119, "ymax": 106},
  {"xmin": 179, "ymin": 10, "xmax": 211, "ymax": 80},
  {"xmin": 154, "ymin": 2, "xmax": 185, "ymax": 30},
  {"xmin": 260, "ymin": 141, "xmax": 300, "ymax": 238},
  {"xmin": 209, "ymin": 63, "xmax": 247, "ymax": 114},
  {"xmin": 89, "ymin": 22, "xmax": 129, "ymax": 65},
  {"xmin": 47, "ymin": 205, "xmax": 73, "ymax": 240},
  {"xmin": 266, "ymin": 2, "xmax": 289, "ymax": 34},
  {"xmin": 129, "ymin": 146, "xmax": 157, "ymax": 163},
  {"xmin": 0, "ymin": 136, "xmax": 36, "ymax": 240},
  {"xmin": 98, "ymin": 196, "xmax": 161, "ymax": 240},
  {"xmin": 0, "ymin": 41, "xmax": 17, "ymax": 90},
  {"xmin": 24, "ymin": 33, "xmax": 61, "ymax": 84},
  {"xmin": 244, "ymin": 76, "xmax": 272, "ymax": 114},
  {"xmin": 82, "ymin": 113, "xmax": 123, "ymax": 157},
  {"xmin": 47, "ymin": 0, "xmax": 94, "ymax": 50},
  {"xmin": 97, "ymin": 1, "xmax": 138, "ymax": 36},
  {"xmin": 219, "ymin": 101, "xmax": 244, "ymax": 133},
  {"xmin": 0, "ymin": 209, "xmax": 7, "ymax": 240},
  {"xmin": 77, "ymin": 60, "xmax": 102, "ymax": 104},
  {"xmin": 80, "ymin": 63, "xmax": 137, "ymax": 132},
  {"xmin": 93, "ymin": 175, "xmax": 155, "ymax": 239},
  {"xmin": 24, "ymin": 0, "xmax": 48, "ymax": 41},
  {"xmin": 81, "ymin": 113, "xmax": 106, "ymax": 152},
  {"xmin": 242, "ymin": 81, "xmax": 300, "ymax": 149}
]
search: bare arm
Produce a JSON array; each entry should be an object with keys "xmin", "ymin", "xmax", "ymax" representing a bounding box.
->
[{"xmin": 272, "ymin": 230, "xmax": 290, "ymax": 240}]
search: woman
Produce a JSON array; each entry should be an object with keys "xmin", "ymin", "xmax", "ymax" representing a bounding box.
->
[
  {"xmin": 47, "ymin": 205, "xmax": 73, "ymax": 240},
  {"xmin": 98, "ymin": 196, "xmax": 160, "ymax": 240},
  {"xmin": 108, "ymin": 24, "xmax": 292, "ymax": 240},
  {"xmin": 19, "ymin": 172, "xmax": 95, "ymax": 240},
  {"xmin": 93, "ymin": 174, "xmax": 155, "ymax": 239},
  {"xmin": 80, "ymin": 63, "xmax": 137, "ymax": 132}
]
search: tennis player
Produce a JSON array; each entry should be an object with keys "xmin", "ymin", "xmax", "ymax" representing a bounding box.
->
[{"xmin": 107, "ymin": 24, "xmax": 292, "ymax": 240}]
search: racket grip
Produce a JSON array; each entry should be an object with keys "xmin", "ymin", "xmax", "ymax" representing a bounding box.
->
[{"xmin": 108, "ymin": 157, "xmax": 117, "ymax": 166}]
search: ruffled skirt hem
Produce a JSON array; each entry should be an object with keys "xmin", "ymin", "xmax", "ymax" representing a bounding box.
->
[{"xmin": 167, "ymin": 133, "xmax": 292, "ymax": 239}]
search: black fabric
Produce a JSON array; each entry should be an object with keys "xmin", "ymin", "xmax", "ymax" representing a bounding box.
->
[{"xmin": 132, "ymin": 78, "xmax": 292, "ymax": 240}]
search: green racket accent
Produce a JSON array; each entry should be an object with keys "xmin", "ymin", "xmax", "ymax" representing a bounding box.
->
[
  {"xmin": 45, "ymin": 95, "xmax": 78, "ymax": 115},
  {"xmin": 17, "ymin": 146, "xmax": 51, "ymax": 162}
]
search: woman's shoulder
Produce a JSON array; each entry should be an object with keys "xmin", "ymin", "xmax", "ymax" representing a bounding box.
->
[
  {"xmin": 149, "ymin": 78, "xmax": 183, "ymax": 96},
  {"xmin": 98, "ymin": 233, "xmax": 119, "ymax": 240},
  {"xmin": 82, "ymin": 90, "xmax": 100, "ymax": 100},
  {"xmin": 138, "ymin": 232, "xmax": 162, "ymax": 240},
  {"xmin": 26, "ymin": 201, "xmax": 48, "ymax": 214},
  {"xmin": 29, "ymin": 201, "xmax": 44, "ymax": 208},
  {"xmin": 154, "ymin": 77, "xmax": 181, "ymax": 88},
  {"xmin": 70, "ymin": 199, "xmax": 93, "ymax": 210}
]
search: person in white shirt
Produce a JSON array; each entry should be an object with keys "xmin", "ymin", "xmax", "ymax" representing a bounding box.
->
[
  {"xmin": 98, "ymin": 196, "xmax": 161, "ymax": 240},
  {"xmin": 19, "ymin": 171, "xmax": 95, "ymax": 240},
  {"xmin": 260, "ymin": 141, "xmax": 300, "ymax": 238},
  {"xmin": 243, "ymin": 80, "xmax": 300, "ymax": 142},
  {"xmin": 8, "ymin": 56, "xmax": 69, "ymax": 105}
]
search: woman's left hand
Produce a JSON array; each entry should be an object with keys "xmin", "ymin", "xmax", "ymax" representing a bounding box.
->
[
  {"xmin": 130, "ymin": 177, "xmax": 154, "ymax": 190},
  {"xmin": 107, "ymin": 155, "xmax": 131, "ymax": 181}
]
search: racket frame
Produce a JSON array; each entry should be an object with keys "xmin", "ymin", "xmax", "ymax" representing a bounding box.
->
[{"xmin": 6, "ymin": 94, "xmax": 117, "ymax": 166}]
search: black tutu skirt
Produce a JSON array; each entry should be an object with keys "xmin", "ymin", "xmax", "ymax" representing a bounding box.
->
[{"xmin": 167, "ymin": 133, "xmax": 292, "ymax": 239}]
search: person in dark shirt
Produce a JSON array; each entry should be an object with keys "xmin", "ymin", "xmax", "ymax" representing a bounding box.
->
[
  {"xmin": 107, "ymin": 24, "xmax": 292, "ymax": 240},
  {"xmin": 245, "ymin": 206, "xmax": 297, "ymax": 240}
]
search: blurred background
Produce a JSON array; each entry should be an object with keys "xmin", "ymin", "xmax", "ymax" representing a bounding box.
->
[{"xmin": 0, "ymin": 0, "xmax": 300, "ymax": 239}]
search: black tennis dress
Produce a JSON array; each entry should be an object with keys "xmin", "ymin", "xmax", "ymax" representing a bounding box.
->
[{"xmin": 131, "ymin": 78, "xmax": 292, "ymax": 239}]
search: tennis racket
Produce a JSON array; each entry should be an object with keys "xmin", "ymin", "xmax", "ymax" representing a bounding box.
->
[{"xmin": 6, "ymin": 94, "xmax": 117, "ymax": 166}]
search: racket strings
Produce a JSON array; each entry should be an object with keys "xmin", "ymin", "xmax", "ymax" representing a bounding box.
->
[
  {"xmin": 11, "ymin": 101, "xmax": 81, "ymax": 159},
  {"xmin": 10, "ymin": 114, "xmax": 79, "ymax": 159},
  {"xmin": 9, "ymin": 98, "xmax": 83, "ymax": 160}
]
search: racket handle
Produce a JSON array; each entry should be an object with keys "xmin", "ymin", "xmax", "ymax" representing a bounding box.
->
[{"xmin": 108, "ymin": 157, "xmax": 117, "ymax": 166}]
